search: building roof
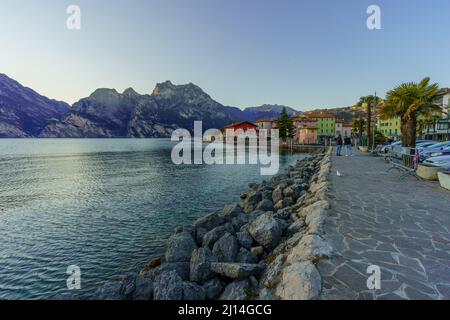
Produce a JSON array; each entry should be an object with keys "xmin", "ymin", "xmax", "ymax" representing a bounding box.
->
[{"xmin": 222, "ymin": 121, "xmax": 258, "ymax": 129}]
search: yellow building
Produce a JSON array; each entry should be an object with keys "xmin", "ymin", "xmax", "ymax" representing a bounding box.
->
[{"xmin": 378, "ymin": 117, "xmax": 401, "ymax": 140}]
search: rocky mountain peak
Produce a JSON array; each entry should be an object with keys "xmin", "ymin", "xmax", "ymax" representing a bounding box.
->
[{"xmin": 122, "ymin": 87, "xmax": 140, "ymax": 97}]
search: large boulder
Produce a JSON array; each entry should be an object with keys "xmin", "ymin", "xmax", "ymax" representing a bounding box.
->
[
  {"xmin": 272, "ymin": 186, "xmax": 284, "ymax": 204},
  {"xmin": 236, "ymin": 230, "xmax": 253, "ymax": 249},
  {"xmin": 159, "ymin": 262, "xmax": 190, "ymax": 280},
  {"xmin": 255, "ymin": 199, "xmax": 274, "ymax": 212},
  {"xmin": 165, "ymin": 232, "xmax": 197, "ymax": 263},
  {"xmin": 286, "ymin": 234, "xmax": 333, "ymax": 263},
  {"xmin": 153, "ymin": 270, "xmax": 184, "ymax": 300},
  {"xmin": 96, "ymin": 273, "xmax": 152, "ymax": 300},
  {"xmin": 298, "ymin": 200, "xmax": 329, "ymax": 218},
  {"xmin": 305, "ymin": 208, "xmax": 328, "ymax": 235},
  {"xmin": 182, "ymin": 281, "xmax": 206, "ymax": 300},
  {"xmin": 96, "ymin": 281, "xmax": 123, "ymax": 300},
  {"xmin": 194, "ymin": 213, "xmax": 224, "ymax": 231},
  {"xmin": 202, "ymin": 278, "xmax": 225, "ymax": 300},
  {"xmin": 211, "ymin": 262, "xmax": 264, "ymax": 279},
  {"xmin": 259, "ymin": 255, "xmax": 285, "ymax": 289},
  {"xmin": 219, "ymin": 279, "xmax": 250, "ymax": 300},
  {"xmin": 275, "ymin": 261, "xmax": 321, "ymax": 300},
  {"xmin": 190, "ymin": 247, "xmax": 218, "ymax": 283},
  {"xmin": 222, "ymin": 203, "xmax": 243, "ymax": 220},
  {"xmin": 248, "ymin": 212, "xmax": 283, "ymax": 249},
  {"xmin": 287, "ymin": 218, "xmax": 305, "ymax": 236},
  {"xmin": 246, "ymin": 191, "xmax": 262, "ymax": 204},
  {"xmin": 236, "ymin": 247, "xmax": 258, "ymax": 264},
  {"xmin": 212, "ymin": 232, "xmax": 238, "ymax": 262},
  {"xmin": 202, "ymin": 224, "xmax": 234, "ymax": 248}
]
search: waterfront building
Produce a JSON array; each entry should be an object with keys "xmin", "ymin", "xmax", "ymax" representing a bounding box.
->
[
  {"xmin": 306, "ymin": 112, "xmax": 336, "ymax": 143},
  {"xmin": 293, "ymin": 116, "xmax": 318, "ymax": 144}
]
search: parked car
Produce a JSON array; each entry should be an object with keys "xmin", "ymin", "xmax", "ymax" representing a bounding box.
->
[
  {"xmin": 416, "ymin": 141, "xmax": 436, "ymax": 149},
  {"xmin": 419, "ymin": 141, "xmax": 450, "ymax": 161},
  {"xmin": 428, "ymin": 145, "xmax": 450, "ymax": 158},
  {"xmin": 423, "ymin": 154, "xmax": 450, "ymax": 170}
]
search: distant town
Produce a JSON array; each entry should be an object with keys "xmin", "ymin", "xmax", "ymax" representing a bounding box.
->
[{"xmin": 222, "ymin": 88, "xmax": 450, "ymax": 145}]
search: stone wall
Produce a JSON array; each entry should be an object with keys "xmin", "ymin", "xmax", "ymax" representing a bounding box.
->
[{"xmin": 90, "ymin": 147, "xmax": 333, "ymax": 300}]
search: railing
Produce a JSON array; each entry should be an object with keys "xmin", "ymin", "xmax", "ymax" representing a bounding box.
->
[{"xmin": 382, "ymin": 147, "xmax": 420, "ymax": 179}]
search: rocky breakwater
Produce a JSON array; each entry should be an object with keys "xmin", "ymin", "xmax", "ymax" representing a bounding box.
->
[{"xmin": 94, "ymin": 148, "xmax": 333, "ymax": 300}]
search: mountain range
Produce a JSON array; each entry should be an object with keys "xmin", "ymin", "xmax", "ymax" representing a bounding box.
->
[{"xmin": 0, "ymin": 73, "xmax": 303, "ymax": 138}]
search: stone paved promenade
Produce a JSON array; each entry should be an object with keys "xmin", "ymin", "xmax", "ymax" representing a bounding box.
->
[{"xmin": 318, "ymin": 150, "xmax": 450, "ymax": 300}]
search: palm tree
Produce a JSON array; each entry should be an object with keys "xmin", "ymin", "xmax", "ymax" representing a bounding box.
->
[
  {"xmin": 357, "ymin": 95, "xmax": 381, "ymax": 147},
  {"xmin": 352, "ymin": 117, "xmax": 366, "ymax": 146},
  {"xmin": 379, "ymin": 77, "xmax": 444, "ymax": 148}
]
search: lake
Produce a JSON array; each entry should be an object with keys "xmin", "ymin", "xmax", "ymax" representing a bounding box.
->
[{"xmin": 0, "ymin": 139, "xmax": 304, "ymax": 299}]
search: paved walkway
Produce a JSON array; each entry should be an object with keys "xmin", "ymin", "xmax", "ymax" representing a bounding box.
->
[{"xmin": 318, "ymin": 150, "xmax": 450, "ymax": 300}]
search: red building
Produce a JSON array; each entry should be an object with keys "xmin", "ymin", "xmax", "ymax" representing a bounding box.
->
[{"xmin": 221, "ymin": 121, "xmax": 259, "ymax": 142}]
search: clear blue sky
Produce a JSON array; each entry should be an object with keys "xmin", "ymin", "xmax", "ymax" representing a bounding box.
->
[{"xmin": 0, "ymin": 0, "xmax": 449, "ymax": 110}]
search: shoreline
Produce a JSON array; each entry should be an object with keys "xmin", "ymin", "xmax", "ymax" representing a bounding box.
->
[{"xmin": 56, "ymin": 146, "xmax": 332, "ymax": 300}]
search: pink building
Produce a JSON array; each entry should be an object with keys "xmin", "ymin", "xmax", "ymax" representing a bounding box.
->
[{"xmin": 293, "ymin": 117, "xmax": 318, "ymax": 145}]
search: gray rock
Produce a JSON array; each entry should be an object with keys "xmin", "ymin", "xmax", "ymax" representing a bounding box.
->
[
  {"xmin": 275, "ymin": 261, "xmax": 321, "ymax": 300},
  {"xmin": 283, "ymin": 186, "xmax": 298, "ymax": 200},
  {"xmin": 261, "ymin": 190, "xmax": 273, "ymax": 201},
  {"xmin": 251, "ymin": 246, "xmax": 264, "ymax": 256},
  {"xmin": 255, "ymin": 199, "xmax": 274, "ymax": 211},
  {"xmin": 259, "ymin": 287, "xmax": 275, "ymax": 300},
  {"xmin": 272, "ymin": 231, "xmax": 303, "ymax": 256},
  {"xmin": 202, "ymin": 278, "xmax": 225, "ymax": 300},
  {"xmin": 236, "ymin": 230, "xmax": 253, "ymax": 249},
  {"xmin": 165, "ymin": 232, "xmax": 197, "ymax": 263},
  {"xmin": 260, "ymin": 255, "xmax": 285, "ymax": 289},
  {"xmin": 236, "ymin": 247, "xmax": 258, "ymax": 264},
  {"xmin": 96, "ymin": 273, "xmax": 152, "ymax": 300},
  {"xmin": 190, "ymin": 247, "xmax": 218, "ymax": 283},
  {"xmin": 222, "ymin": 203, "xmax": 243, "ymax": 220},
  {"xmin": 242, "ymin": 203, "xmax": 255, "ymax": 214},
  {"xmin": 153, "ymin": 270, "xmax": 184, "ymax": 300},
  {"xmin": 160, "ymin": 262, "xmax": 190, "ymax": 280},
  {"xmin": 274, "ymin": 208, "xmax": 292, "ymax": 220},
  {"xmin": 175, "ymin": 225, "xmax": 196, "ymax": 238},
  {"xmin": 231, "ymin": 213, "xmax": 250, "ymax": 231},
  {"xmin": 96, "ymin": 281, "xmax": 123, "ymax": 300},
  {"xmin": 212, "ymin": 232, "xmax": 238, "ymax": 262},
  {"xmin": 183, "ymin": 281, "xmax": 206, "ymax": 300},
  {"xmin": 219, "ymin": 279, "xmax": 250, "ymax": 300},
  {"xmin": 133, "ymin": 275, "xmax": 153, "ymax": 300},
  {"xmin": 248, "ymin": 212, "xmax": 283, "ymax": 249},
  {"xmin": 195, "ymin": 227, "xmax": 208, "ymax": 246},
  {"xmin": 194, "ymin": 213, "xmax": 224, "ymax": 231},
  {"xmin": 246, "ymin": 191, "xmax": 262, "ymax": 204},
  {"xmin": 286, "ymin": 234, "xmax": 333, "ymax": 263},
  {"xmin": 211, "ymin": 262, "xmax": 264, "ymax": 279},
  {"xmin": 272, "ymin": 186, "xmax": 284, "ymax": 204},
  {"xmin": 202, "ymin": 224, "xmax": 233, "ymax": 248},
  {"xmin": 287, "ymin": 218, "xmax": 305, "ymax": 235}
]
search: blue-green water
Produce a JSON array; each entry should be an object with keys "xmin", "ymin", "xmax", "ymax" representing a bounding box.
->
[{"xmin": 0, "ymin": 139, "xmax": 303, "ymax": 300}]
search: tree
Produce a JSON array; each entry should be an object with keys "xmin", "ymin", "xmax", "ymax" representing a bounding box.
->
[
  {"xmin": 379, "ymin": 77, "xmax": 444, "ymax": 148},
  {"xmin": 278, "ymin": 107, "xmax": 294, "ymax": 141},
  {"xmin": 357, "ymin": 95, "xmax": 381, "ymax": 147},
  {"xmin": 352, "ymin": 117, "xmax": 366, "ymax": 145}
]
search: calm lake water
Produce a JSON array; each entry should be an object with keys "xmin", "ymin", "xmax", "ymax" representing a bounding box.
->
[{"xmin": 0, "ymin": 139, "xmax": 304, "ymax": 300}]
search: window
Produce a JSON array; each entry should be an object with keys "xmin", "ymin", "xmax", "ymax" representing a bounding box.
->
[{"xmin": 437, "ymin": 123, "xmax": 449, "ymax": 130}]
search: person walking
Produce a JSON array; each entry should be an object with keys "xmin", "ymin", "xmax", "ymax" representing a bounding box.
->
[
  {"xmin": 344, "ymin": 134, "xmax": 352, "ymax": 156},
  {"xmin": 336, "ymin": 134, "xmax": 343, "ymax": 156}
]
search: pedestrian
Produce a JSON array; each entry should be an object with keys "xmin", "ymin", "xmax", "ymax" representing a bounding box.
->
[
  {"xmin": 344, "ymin": 134, "xmax": 352, "ymax": 156},
  {"xmin": 336, "ymin": 134, "xmax": 343, "ymax": 156}
]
